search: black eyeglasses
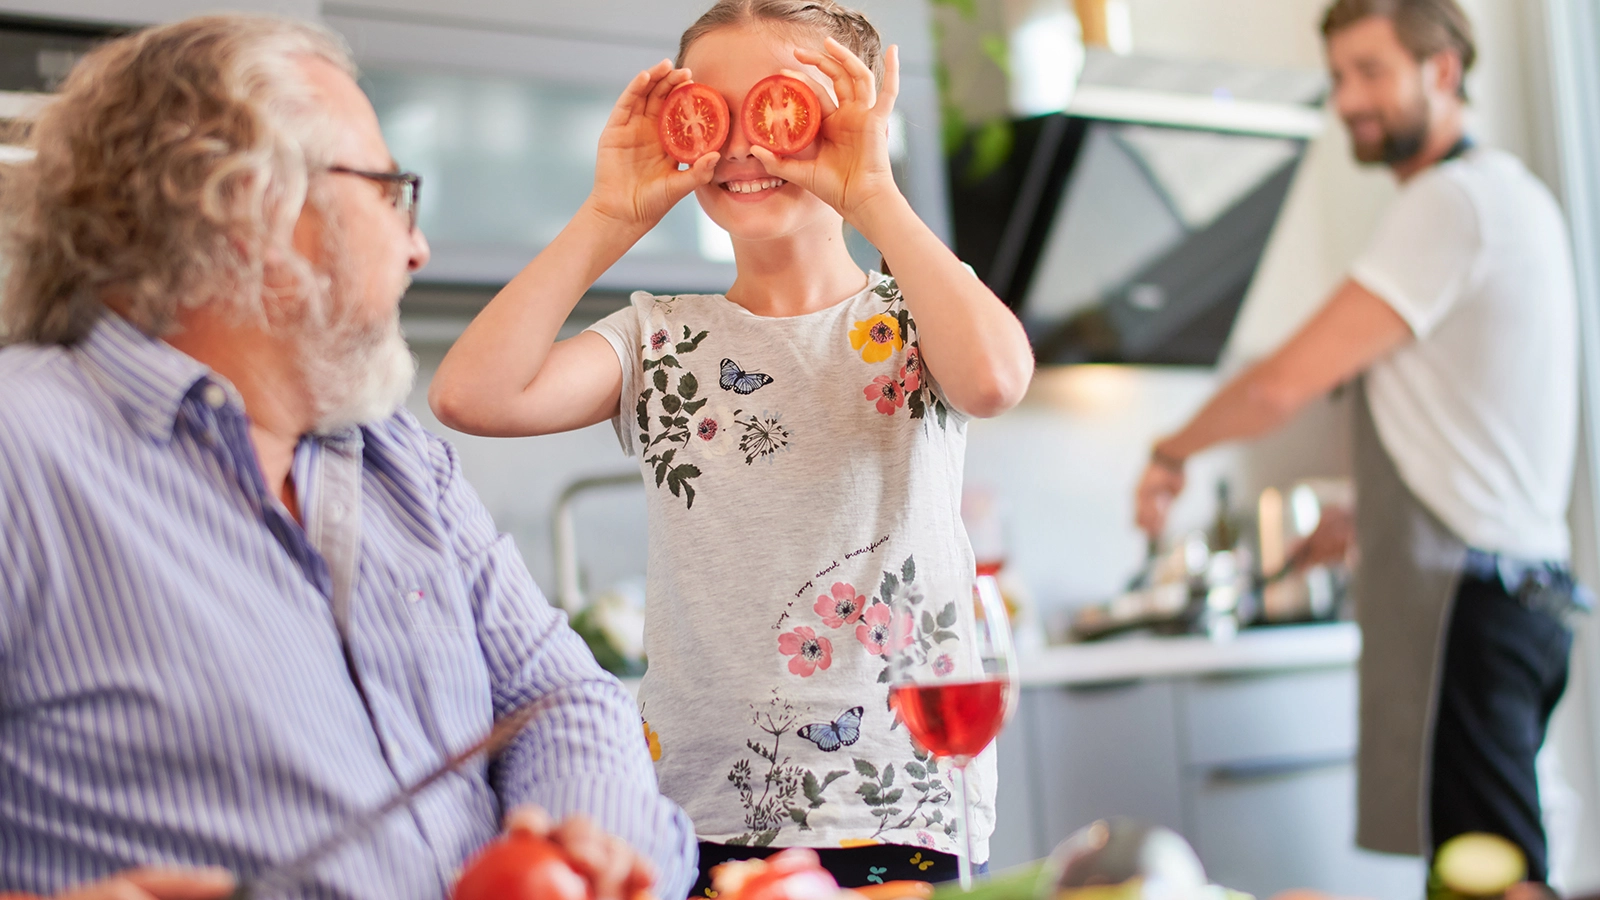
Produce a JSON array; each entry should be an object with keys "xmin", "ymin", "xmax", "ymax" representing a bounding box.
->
[{"xmin": 326, "ymin": 166, "xmax": 422, "ymax": 230}]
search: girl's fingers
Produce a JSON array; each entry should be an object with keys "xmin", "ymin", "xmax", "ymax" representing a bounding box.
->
[
  {"xmin": 604, "ymin": 68, "xmax": 655, "ymax": 130},
  {"xmin": 823, "ymin": 36, "xmax": 876, "ymax": 106},
  {"xmin": 794, "ymin": 46, "xmax": 855, "ymax": 107},
  {"xmin": 749, "ymin": 145, "xmax": 808, "ymax": 186},
  {"xmin": 873, "ymin": 44, "xmax": 901, "ymax": 120},
  {"xmin": 644, "ymin": 67, "xmax": 692, "ymax": 119},
  {"xmin": 665, "ymin": 152, "xmax": 720, "ymax": 196}
]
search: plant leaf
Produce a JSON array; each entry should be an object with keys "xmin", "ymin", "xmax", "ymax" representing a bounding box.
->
[
  {"xmin": 662, "ymin": 394, "xmax": 681, "ymax": 414},
  {"xmin": 936, "ymin": 601, "xmax": 957, "ymax": 628},
  {"xmin": 854, "ymin": 758, "xmax": 878, "ymax": 779},
  {"xmin": 653, "ymin": 369, "xmax": 669, "ymax": 393},
  {"xmin": 678, "ymin": 372, "xmax": 699, "ymax": 399}
]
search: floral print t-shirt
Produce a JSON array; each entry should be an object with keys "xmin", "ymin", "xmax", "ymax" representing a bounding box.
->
[{"xmin": 586, "ymin": 273, "xmax": 997, "ymax": 861}]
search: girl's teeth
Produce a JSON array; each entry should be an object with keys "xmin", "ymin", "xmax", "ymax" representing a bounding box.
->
[{"xmin": 726, "ymin": 179, "xmax": 785, "ymax": 194}]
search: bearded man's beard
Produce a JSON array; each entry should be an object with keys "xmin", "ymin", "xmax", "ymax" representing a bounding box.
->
[
  {"xmin": 1349, "ymin": 90, "xmax": 1432, "ymax": 166},
  {"xmin": 281, "ymin": 215, "xmax": 417, "ymax": 434}
]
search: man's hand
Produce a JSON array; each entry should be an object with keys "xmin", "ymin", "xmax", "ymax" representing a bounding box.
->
[
  {"xmin": 0, "ymin": 866, "xmax": 236, "ymax": 900},
  {"xmin": 1135, "ymin": 454, "xmax": 1186, "ymax": 537},
  {"xmin": 504, "ymin": 808, "xmax": 656, "ymax": 900}
]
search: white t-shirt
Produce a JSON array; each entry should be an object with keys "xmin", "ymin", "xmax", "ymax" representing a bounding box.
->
[
  {"xmin": 1350, "ymin": 146, "xmax": 1578, "ymax": 560},
  {"xmin": 587, "ymin": 273, "xmax": 997, "ymax": 861}
]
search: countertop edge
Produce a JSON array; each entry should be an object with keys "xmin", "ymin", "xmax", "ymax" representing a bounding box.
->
[{"xmin": 1017, "ymin": 621, "xmax": 1361, "ymax": 687}]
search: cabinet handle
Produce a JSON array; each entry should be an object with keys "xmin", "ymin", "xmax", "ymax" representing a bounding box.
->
[{"xmin": 1205, "ymin": 753, "xmax": 1352, "ymax": 784}]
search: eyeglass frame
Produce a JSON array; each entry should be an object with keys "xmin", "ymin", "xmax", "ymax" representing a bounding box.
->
[{"xmin": 325, "ymin": 166, "xmax": 422, "ymax": 231}]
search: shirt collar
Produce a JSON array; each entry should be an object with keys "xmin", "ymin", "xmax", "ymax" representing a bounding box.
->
[{"xmin": 74, "ymin": 313, "xmax": 218, "ymax": 443}]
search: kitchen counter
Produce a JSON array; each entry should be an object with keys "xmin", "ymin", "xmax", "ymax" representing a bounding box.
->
[{"xmin": 1018, "ymin": 621, "xmax": 1360, "ymax": 687}]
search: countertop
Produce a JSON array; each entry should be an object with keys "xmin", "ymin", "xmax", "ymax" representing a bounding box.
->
[{"xmin": 1017, "ymin": 621, "xmax": 1360, "ymax": 687}]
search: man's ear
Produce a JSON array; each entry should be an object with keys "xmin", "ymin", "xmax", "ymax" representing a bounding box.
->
[{"xmin": 1427, "ymin": 49, "xmax": 1465, "ymax": 100}]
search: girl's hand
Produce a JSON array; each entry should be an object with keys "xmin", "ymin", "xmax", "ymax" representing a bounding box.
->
[
  {"xmin": 588, "ymin": 60, "xmax": 719, "ymax": 233},
  {"xmin": 751, "ymin": 39, "xmax": 902, "ymax": 224}
]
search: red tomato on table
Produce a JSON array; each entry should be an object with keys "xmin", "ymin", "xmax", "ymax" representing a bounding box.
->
[
  {"xmin": 453, "ymin": 833, "xmax": 592, "ymax": 900},
  {"xmin": 741, "ymin": 75, "xmax": 822, "ymax": 156},
  {"xmin": 659, "ymin": 82, "xmax": 731, "ymax": 164}
]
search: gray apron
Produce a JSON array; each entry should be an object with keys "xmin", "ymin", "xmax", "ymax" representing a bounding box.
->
[{"xmin": 1351, "ymin": 380, "xmax": 1466, "ymax": 855}]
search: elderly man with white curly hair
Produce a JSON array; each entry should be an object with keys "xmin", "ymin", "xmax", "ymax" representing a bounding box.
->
[{"xmin": 0, "ymin": 14, "xmax": 693, "ymax": 900}]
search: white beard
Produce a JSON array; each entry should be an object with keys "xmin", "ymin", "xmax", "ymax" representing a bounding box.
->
[{"xmin": 290, "ymin": 270, "xmax": 417, "ymax": 434}]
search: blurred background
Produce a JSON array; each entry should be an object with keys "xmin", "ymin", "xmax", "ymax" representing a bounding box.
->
[{"xmin": 4, "ymin": 0, "xmax": 1598, "ymax": 897}]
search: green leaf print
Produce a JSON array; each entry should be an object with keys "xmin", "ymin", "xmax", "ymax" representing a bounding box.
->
[
  {"xmin": 854, "ymin": 758, "xmax": 879, "ymax": 779},
  {"xmin": 660, "ymin": 355, "xmax": 680, "ymax": 368},
  {"xmin": 684, "ymin": 398, "xmax": 707, "ymax": 415},
  {"xmin": 902, "ymin": 556, "xmax": 916, "ymax": 586},
  {"xmin": 936, "ymin": 602, "xmax": 957, "ymax": 629},
  {"xmin": 678, "ymin": 372, "xmax": 699, "ymax": 399},
  {"xmin": 905, "ymin": 760, "xmax": 927, "ymax": 779},
  {"xmin": 789, "ymin": 808, "xmax": 808, "ymax": 825},
  {"xmin": 662, "ymin": 394, "xmax": 681, "ymax": 414},
  {"xmin": 677, "ymin": 326, "xmax": 710, "ymax": 354},
  {"xmin": 879, "ymin": 571, "xmax": 899, "ymax": 606},
  {"xmin": 922, "ymin": 611, "xmax": 937, "ymax": 633},
  {"xmin": 754, "ymin": 830, "xmax": 779, "ymax": 847},
  {"xmin": 653, "ymin": 369, "xmax": 669, "ymax": 393},
  {"xmin": 881, "ymin": 764, "xmax": 895, "ymax": 789}
]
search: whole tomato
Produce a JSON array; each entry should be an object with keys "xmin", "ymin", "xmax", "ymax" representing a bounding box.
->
[{"xmin": 453, "ymin": 832, "xmax": 592, "ymax": 900}]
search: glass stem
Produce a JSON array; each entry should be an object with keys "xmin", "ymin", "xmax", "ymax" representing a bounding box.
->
[{"xmin": 952, "ymin": 762, "xmax": 973, "ymax": 890}]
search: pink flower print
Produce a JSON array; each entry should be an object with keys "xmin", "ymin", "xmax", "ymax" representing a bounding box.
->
[
  {"xmin": 697, "ymin": 417, "xmax": 719, "ymax": 441},
  {"xmin": 778, "ymin": 627, "xmax": 833, "ymax": 677},
  {"xmin": 813, "ymin": 583, "xmax": 865, "ymax": 629},
  {"xmin": 864, "ymin": 375, "xmax": 905, "ymax": 416},
  {"xmin": 901, "ymin": 348, "xmax": 923, "ymax": 392},
  {"xmin": 915, "ymin": 831, "xmax": 937, "ymax": 849},
  {"xmin": 932, "ymin": 653, "xmax": 954, "ymax": 677},
  {"xmin": 650, "ymin": 329, "xmax": 670, "ymax": 353},
  {"xmin": 856, "ymin": 604, "xmax": 893, "ymax": 654},
  {"xmin": 889, "ymin": 608, "xmax": 915, "ymax": 654}
]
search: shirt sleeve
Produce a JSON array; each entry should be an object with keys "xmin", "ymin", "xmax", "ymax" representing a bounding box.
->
[
  {"xmin": 585, "ymin": 297, "xmax": 647, "ymax": 458},
  {"xmin": 434, "ymin": 434, "xmax": 696, "ymax": 898},
  {"xmin": 1348, "ymin": 171, "xmax": 1482, "ymax": 338}
]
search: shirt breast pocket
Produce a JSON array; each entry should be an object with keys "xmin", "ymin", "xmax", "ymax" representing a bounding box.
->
[{"xmin": 394, "ymin": 564, "xmax": 474, "ymax": 637}]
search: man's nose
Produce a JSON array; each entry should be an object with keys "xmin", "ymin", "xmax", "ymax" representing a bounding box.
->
[{"xmin": 407, "ymin": 226, "xmax": 431, "ymax": 272}]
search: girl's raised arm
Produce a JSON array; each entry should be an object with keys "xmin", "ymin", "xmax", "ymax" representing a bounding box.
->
[
  {"xmin": 752, "ymin": 41, "xmax": 1034, "ymax": 419},
  {"xmin": 430, "ymin": 61, "xmax": 719, "ymax": 437}
]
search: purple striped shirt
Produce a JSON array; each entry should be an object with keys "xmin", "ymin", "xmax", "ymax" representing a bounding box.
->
[{"xmin": 0, "ymin": 314, "xmax": 694, "ymax": 899}]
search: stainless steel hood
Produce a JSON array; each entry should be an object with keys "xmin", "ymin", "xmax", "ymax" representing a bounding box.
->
[{"xmin": 950, "ymin": 50, "xmax": 1326, "ymax": 366}]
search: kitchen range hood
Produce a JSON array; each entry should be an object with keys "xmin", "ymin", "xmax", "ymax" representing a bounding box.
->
[{"xmin": 950, "ymin": 50, "xmax": 1326, "ymax": 366}]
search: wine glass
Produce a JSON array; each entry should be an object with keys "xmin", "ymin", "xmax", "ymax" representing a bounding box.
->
[{"xmin": 887, "ymin": 571, "xmax": 1020, "ymax": 889}]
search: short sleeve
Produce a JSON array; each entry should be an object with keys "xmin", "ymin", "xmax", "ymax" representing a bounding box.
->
[
  {"xmin": 584, "ymin": 295, "xmax": 649, "ymax": 457},
  {"xmin": 1348, "ymin": 171, "xmax": 1482, "ymax": 338}
]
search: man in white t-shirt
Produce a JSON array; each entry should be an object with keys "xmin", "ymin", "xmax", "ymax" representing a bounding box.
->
[{"xmin": 1133, "ymin": 0, "xmax": 1585, "ymax": 889}]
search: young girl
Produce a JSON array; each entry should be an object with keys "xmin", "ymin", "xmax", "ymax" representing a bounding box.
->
[{"xmin": 430, "ymin": 0, "xmax": 1033, "ymax": 890}]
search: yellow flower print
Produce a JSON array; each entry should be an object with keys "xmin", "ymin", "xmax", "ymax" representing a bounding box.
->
[
  {"xmin": 642, "ymin": 720, "xmax": 662, "ymax": 761},
  {"xmin": 850, "ymin": 314, "xmax": 904, "ymax": 363}
]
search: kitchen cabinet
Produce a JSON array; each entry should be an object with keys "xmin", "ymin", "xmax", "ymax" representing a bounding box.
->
[{"xmin": 991, "ymin": 628, "xmax": 1426, "ymax": 899}]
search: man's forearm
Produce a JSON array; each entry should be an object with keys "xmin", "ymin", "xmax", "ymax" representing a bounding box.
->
[{"xmin": 1154, "ymin": 363, "xmax": 1306, "ymax": 464}]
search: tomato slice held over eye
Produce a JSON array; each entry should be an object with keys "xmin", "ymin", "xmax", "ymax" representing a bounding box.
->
[
  {"xmin": 741, "ymin": 74, "xmax": 822, "ymax": 156},
  {"xmin": 659, "ymin": 82, "xmax": 730, "ymax": 164}
]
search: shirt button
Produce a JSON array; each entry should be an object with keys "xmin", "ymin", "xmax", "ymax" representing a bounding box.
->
[
  {"xmin": 405, "ymin": 589, "xmax": 424, "ymax": 604},
  {"xmin": 202, "ymin": 384, "xmax": 227, "ymax": 409}
]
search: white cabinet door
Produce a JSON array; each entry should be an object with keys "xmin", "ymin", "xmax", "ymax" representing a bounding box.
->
[
  {"xmin": 1011, "ymin": 682, "xmax": 1187, "ymax": 864},
  {"xmin": 1184, "ymin": 760, "xmax": 1426, "ymax": 900}
]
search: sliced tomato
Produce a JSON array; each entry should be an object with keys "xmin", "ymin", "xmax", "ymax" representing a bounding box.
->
[
  {"xmin": 659, "ymin": 82, "xmax": 730, "ymax": 164},
  {"xmin": 741, "ymin": 74, "xmax": 822, "ymax": 156}
]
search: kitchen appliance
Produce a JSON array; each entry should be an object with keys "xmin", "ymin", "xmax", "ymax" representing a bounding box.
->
[{"xmin": 949, "ymin": 49, "xmax": 1326, "ymax": 365}]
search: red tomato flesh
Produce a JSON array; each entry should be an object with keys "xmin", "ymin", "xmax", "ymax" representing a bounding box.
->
[
  {"xmin": 659, "ymin": 82, "xmax": 730, "ymax": 164},
  {"xmin": 453, "ymin": 833, "xmax": 592, "ymax": 900},
  {"xmin": 741, "ymin": 74, "xmax": 822, "ymax": 156}
]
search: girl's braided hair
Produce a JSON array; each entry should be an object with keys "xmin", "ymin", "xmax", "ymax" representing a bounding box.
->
[{"xmin": 676, "ymin": 0, "xmax": 884, "ymax": 90}]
